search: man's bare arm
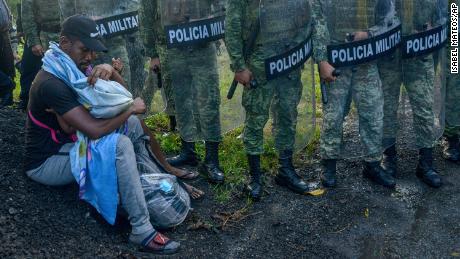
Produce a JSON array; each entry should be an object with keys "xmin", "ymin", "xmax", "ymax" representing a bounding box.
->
[{"xmin": 61, "ymin": 97, "xmax": 146, "ymax": 139}]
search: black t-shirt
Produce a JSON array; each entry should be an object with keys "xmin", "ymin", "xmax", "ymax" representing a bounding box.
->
[{"xmin": 25, "ymin": 70, "xmax": 81, "ymax": 171}]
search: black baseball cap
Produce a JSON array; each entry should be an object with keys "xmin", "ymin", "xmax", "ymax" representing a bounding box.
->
[{"xmin": 61, "ymin": 14, "xmax": 108, "ymax": 52}]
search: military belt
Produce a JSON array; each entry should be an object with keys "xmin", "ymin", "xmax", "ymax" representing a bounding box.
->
[{"xmin": 327, "ymin": 24, "xmax": 402, "ymax": 67}]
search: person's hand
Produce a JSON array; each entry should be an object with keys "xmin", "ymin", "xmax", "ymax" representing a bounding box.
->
[
  {"xmin": 87, "ymin": 64, "xmax": 115, "ymax": 85},
  {"xmin": 31, "ymin": 44, "xmax": 44, "ymax": 56},
  {"xmin": 112, "ymin": 58, "xmax": 124, "ymax": 73},
  {"xmin": 130, "ymin": 97, "xmax": 146, "ymax": 114},
  {"xmin": 319, "ymin": 61, "xmax": 337, "ymax": 83},
  {"xmin": 149, "ymin": 57, "xmax": 161, "ymax": 72},
  {"xmin": 352, "ymin": 31, "xmax": 370, "ymax": 41},
  {"xmin": 235, "ymin": 69, "xmax": 253, "ymax": 87}
]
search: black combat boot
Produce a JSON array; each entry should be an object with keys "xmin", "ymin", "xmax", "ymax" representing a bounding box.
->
[
  {"xmin": 168, "ymin": 116, "xmax": 177, "ymax": 132},
  {"xmin": 202, "ymin": 141, "xmax": 224, "ymax": 184},
  {"xmin": 275, "ymin": 150, "xmax": 309, "ymax": 194},
  {"xmin": 443, "ymin": 136, "xmax": 460, "ymax": 163},
  {"xmin": 363, "ymin": 161, "xmax": 396, "ymax": 188},
  {"xmin": 416, "ymin": 148, "xmax": 442, "ymax": 188},
  {"xmin": 167, "ymin": 139, "xmax": 199, "ymax": 167},
  {"xmin": 382, "ymin": 144, "xmax": 397, "ymax": 177},
  {"xmin": 246, "ymin": 154, "xmax": 263, "ymax": 201},
  {"xmin": 321, "ymin": 159, "xmax": 337, "ymax": 187}
]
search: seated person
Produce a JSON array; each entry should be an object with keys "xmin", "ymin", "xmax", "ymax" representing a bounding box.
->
[
  {"xmin": 110, "ymin": 57, "xmax": 200, "ymax": 181},
  {"xmin": 25, "ymin": 15, "xmax": 181, "ymax": 255}
]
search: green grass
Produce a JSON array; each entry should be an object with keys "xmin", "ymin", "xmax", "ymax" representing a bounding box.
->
[{"xmin": 143, "ymin": 58, "xmax": 324, "ymax": 202}]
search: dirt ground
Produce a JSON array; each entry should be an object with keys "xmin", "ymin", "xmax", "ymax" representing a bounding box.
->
[{"xmin": 1, "ymin": 107, "xmax": 460, "ymax": 259}]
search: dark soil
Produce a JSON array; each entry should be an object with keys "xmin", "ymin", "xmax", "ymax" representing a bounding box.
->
[{"xmin": 1, "ymin": 107, "xmax": 460, "ymax": 258}]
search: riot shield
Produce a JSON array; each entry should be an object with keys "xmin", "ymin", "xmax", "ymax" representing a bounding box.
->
[
  {"xmin": 380, "ymin": 0, "xmax": 448, "ymax": 150},
  {"xmin": 158, "ymin": 0, "xmax": 241, "ymax": 142},
  {"xmin": 320, "ymin": 0, "xmax": 400, "ymax": 159},
  {"xmin": 59, "ymin": 0, "xmax": 140, "ymax": 91},
  {"xmin": 255, "ymin": 0, "xmax": 317, "ymax": 152}
]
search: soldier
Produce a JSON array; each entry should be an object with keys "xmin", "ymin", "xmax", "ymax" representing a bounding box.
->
[
  {"xmin": 319, "ymin": 0, "xmax": 398, "ymax": 188},
  {"xmin": 226, "ymin": 0, "xmax": 335, "ymax": 199},
  {"xmin": 19, "ymin": 0, "xmax": 61, "ymax": 110},
  {"xmin": 140, "ymin": 0, "xmax": 225, "ymax": 184},
  {"xmin": 379, "ymin": 0, "xmax": 446, "ymax": 187},
  {"xmin": 139, "ymin": 1, "xmax": 176, "ymax": 132},
  {"xmin": 59, "ymin": 0, "xmax": 136, "ymax": 91},
  {"xmin": 443, "ymin": 0, "xmax": 460, "ymax": 163}
]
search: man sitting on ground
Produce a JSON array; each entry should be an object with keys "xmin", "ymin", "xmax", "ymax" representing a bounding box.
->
[{"xmin": 24, "ymin": 15, "xmax": 180, "ymax": 255}]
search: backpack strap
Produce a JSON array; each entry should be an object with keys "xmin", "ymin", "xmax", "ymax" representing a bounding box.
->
[{"xmin": 28, "ymin": 110, "xmax": 62, "ymax": 144}]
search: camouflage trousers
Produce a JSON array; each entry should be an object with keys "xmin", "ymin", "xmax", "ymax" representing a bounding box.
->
[
  {"xmin": 157, "ymin": 45, "xmax": 175, "ymax": 116},
  {"xmin": 95, "ymin": 36, "xmax": 131, "ymax": 91},
  {"xmin": 167, "ymin": 44, "xmax": 222, "ymax": 142},
  {"xmin": 379, "ymin": 55, "xmax": 437, "ymax": 149},
  {"xmin": 320, "ymin": 62, "xmax": 383, "ymax": 162},
  {"xmin": 243, "ymin": 71, "xmax": 302, "ymax": 155},
  {"xmin": 445, "ymin": 69, "xmax": 460, "ymax": 138}
]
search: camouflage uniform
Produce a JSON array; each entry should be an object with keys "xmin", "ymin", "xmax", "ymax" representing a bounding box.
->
[
  {"xmin": 59, "ymin": 0, "xmax": 134, "ymax": 90},
  {"xmin": 141, "ymin": 0, "xmax": 221, "ymax": 142},
  {"xmin": 378, "ymin": 0, "xmax": 443, "ymax": 149},
  {"xmin": 139, "ymin": 1, "xmax": 175, "ymax": 116},
  {"xmin": 225, "ymin": 0, "xmax": 329, "ymax": 155},
  {"xmin": 319, "ymin": 0, "xmax": 396, "ymax": 162},
  {"xmin": 0, "ymin": 1, "xmax": 17, "ymax": 108},
  {"xmin": 21, "ymin": 0, "xmax": 60, "ymax": 50}
]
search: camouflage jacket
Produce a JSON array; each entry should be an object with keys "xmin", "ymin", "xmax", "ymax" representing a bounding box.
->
[
  {"xmin": 139, "ymin": 0, "xmax": 162, "ymax": 57},
  {"xmin": 21, "ymin": 0, "xmax": 60, "ymax": 46},
  {"xmin": 396, "ymin": 0, "xmax": 446, "ymax": 36},
  {"xmin": 318, "ymin": 0, "xmax": 399, "ymax": 44},
  {"xmin": 225, "ymin": 0, "xmax": 329, "ymax": 76},
  {"xmin": 140, "ymin": 0, "xmax": 225, "ymax": 58}
]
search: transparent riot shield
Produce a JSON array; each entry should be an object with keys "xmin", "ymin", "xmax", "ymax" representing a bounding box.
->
[
  {"xmin": 255, "ymin": 0, "xmax": 316, "ymax": 152},
  {"xmin": 59, "ymin": 0, "xmax": 141, "ymax": 92},
  {"xmin": 158, "ymin": 0, "xmax": 241, "ymax": 142},
  {"xmin": 320, "ymin": 0, "xmax": 399, "ymax": 159},
  {"xmin": 380, "ymin": 0, "xmax": 448, "ymax": 150}
]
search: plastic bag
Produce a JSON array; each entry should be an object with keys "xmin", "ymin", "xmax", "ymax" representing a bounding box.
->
[{"xmin": 140, "ymin": 173, "xmax": 191, "ymax": 229}]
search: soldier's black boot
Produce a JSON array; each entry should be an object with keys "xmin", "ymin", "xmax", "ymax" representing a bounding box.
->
[
  {"xmin": 275, "ymin": 150, "xmax": 309, "ymax": 194},
  {"xmin": 246, "ymin": 154, "xmax": 263, "ymax": 201},
  {"xmin": 321, "ymin": 159, "xmax": 337, "ymax": 187},
  {"xmin": 202, "ymin": 141, "xmax": 224, "ymax": 184},
  {"xmin": 416, "ymin": 148, "xmax": 442, "ymax": 188},
  {"xmin": 382, "ymin": 144, "xmax": 397, "ymax": 177},
  {"xmin": 168, "ymin": 116, "xmax": 177, "ymax": 132},
  {"xmin": 443, "ymin": 136, "xmax": 460, "ymax": 163},
  {"xmin": 167, "ymin": 139, "xmax": 199, "ymax": 167},
  {"xmin": 363, "ymin": 161, "xmax": 396, "ymax": 188}
]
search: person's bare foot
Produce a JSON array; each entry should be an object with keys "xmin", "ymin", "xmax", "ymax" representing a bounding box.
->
[
  {"xmin": 167, "ymin": 166, "xmax": 199, "ymax": 180},
  {"xmin": 183, "ymin": 183, "xmax": 205, "ymax": 200}
]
